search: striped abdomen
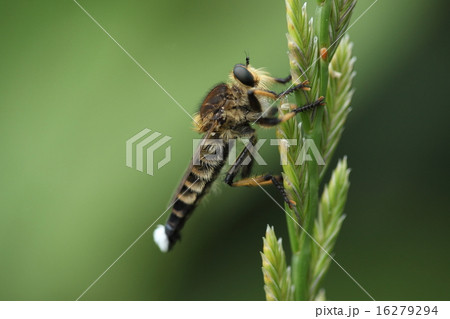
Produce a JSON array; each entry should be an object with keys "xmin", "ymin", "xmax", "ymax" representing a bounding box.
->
[{"xmin": 162, "ymin": 138, "xmax": 229, "ymax": 251}]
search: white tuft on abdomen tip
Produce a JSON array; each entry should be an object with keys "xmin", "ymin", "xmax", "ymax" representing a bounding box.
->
[{"xmin": 153, "ymin": 224, "xmax": 169, "ymax": 253}]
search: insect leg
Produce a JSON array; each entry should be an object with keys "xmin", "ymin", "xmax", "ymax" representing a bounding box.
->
[
  {"xmin": 272, "ymin": 74, "xmax": 291, "ymax": 84},
  {"xmin": 229, "ymin": 174, "xmax": 295, "ymax": 208},
  {"xmin": 256, "ymin": 97, "xmax": 325, "ymax": 127},
  {"xmin": 224, "ymin": 135, "xmax": 257, "ymax": 185},
  {"xmin": 277, "ymin": 81, "xmax": 310, "ymax": 98},
  {"xmin": 223, "ymin": 134, "xmax": 293, "ymax": 208},
  {"xmin": 249, "ymin": 80, "xmax": 310, "ymax": 102},
  {"xmin": 240, "ymin": 154, "xmax": 254, "ymax": 179}
]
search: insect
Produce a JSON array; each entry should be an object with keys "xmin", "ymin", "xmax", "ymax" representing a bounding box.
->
[{"xmin": 153, "ymin": 57, "xmax": 324, "ymax": 252}]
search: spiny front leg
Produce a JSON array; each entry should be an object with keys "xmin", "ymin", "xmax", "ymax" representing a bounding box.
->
[
  {"xmin": 255, "ymin": 97, "xmax": 325, "ymax": 127},
  {"xmin": 248, "ymin": 80, "xmax": 310, "ymax": 102}
]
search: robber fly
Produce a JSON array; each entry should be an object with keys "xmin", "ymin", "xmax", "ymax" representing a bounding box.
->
[{"xmin": 153, "ymin": 57, "xmax": 324, "ymax": 252}]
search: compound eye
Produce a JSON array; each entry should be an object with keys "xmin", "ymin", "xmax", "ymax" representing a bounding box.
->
[{"xmin": 233, "ymin": 64, "xmax": 255, "ymax": 87}]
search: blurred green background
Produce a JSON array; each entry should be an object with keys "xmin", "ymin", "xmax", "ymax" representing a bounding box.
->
[{"xmin": 1, "ymin": 0, "xmax": 449, "ymax": 300}]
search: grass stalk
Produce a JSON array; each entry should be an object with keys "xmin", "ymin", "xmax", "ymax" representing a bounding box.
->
[{"xmin": 264, "ymin": 0, "xmax": 357, "ymax": 301}]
